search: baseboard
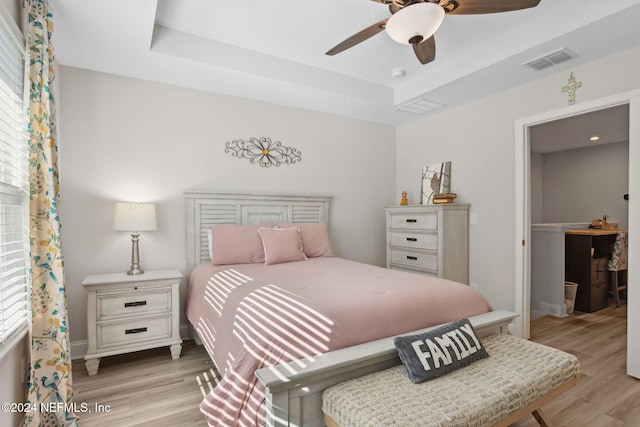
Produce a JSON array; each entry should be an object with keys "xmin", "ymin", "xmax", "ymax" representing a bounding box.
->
[
  {"xmin": 70, "ymin": 323, "xmax": 194, "ymax": 361},
  {"xmin": 538, "ymin": 301, "xmax": 568, "ymax": 318},
  {"xmin": 530, "ymin": 309, "xmax": 547, "ymax": 321},
  {"xmin": 71, "ymin": 340, "xmax": 88, "ymax": 361}
]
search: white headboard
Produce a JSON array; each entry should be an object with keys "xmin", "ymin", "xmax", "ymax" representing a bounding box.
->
[{"xmin": 185, "ymin": 191, "xmax": 332, "ymax": 271}]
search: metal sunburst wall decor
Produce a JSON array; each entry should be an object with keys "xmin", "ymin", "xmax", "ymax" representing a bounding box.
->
[{"xmin": 225, "ymin": 137, "xmax": 302, "ymax": 167}]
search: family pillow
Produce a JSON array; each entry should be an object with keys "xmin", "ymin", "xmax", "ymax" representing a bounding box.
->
[{"xmin": 393, "ymin": 318, "xmax": 489, "ymax": 383}]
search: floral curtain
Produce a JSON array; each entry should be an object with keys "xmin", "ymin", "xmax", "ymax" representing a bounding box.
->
[{"xmin": 23, "ymin": 0, "xmax": 77, "ymax": 426}]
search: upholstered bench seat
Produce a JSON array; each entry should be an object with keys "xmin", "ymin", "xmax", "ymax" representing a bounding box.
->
[{"xmin": 322, "ymin": 333, "xmax": 580, "ymax": 427}]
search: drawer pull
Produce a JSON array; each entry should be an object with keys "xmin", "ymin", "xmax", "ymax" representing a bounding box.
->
[
  {"xmin": 125, "ymin": 327, "xmax": 148, "ymax": 335},
  {"xmin": 407, "ymin": 256, "xmax": 418, "ymax": 261},
  {"xmin": 406, "ymin": 237, "xmax": 418, "ymax": 242},
  {"xmin": 406, "ymin": 219, "xmax": 417, "ymax": 223},
  {"xmin": 124, "ymin": 301, "xmax": 147, "ymax": 308}
]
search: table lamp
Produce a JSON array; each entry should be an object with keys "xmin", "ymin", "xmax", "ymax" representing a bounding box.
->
[{"xmin": 113, "ymin": 202, "xmax": 157, "ymax": 275}]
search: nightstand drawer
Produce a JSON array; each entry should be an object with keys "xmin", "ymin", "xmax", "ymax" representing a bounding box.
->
[
  {"xmin": 97, "ymin": 288, "xmax": 171, "ymax": 320},
  {"xmin": 389, "ymin": 212, "xmax": 438, "ymax": 230},
  {"xmin": 389, "ymin": 230, "xmax": 437, "ymax": 250},
  {"xmin": 390, "ymin": 248, "xmax": 437, "ymax": 271},
  {"xmin": 97, "ymin": 315, "xmax": 172, "ymax": 349}
]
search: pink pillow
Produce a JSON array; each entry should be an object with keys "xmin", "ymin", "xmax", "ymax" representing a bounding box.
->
[
  {"xmin": 277, "ymin": 222, "xmax": 332, "ymax": 257},
  {"xmin": 258, "ymin": 227, "xmax": 307, "ymax": 265},
  {"xmin": 211, "ymin": 224, "xmax": 270, "ymax": 265}
]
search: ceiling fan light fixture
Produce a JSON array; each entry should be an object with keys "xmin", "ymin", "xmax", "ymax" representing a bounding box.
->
[{"xmin": 385, "ymin": 2, "xmax": 445, "ymax": 45}]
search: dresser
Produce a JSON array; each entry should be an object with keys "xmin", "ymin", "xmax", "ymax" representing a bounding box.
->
[
  {"xmin": 82, "ymin": 269, "xmax": 183, "ymax": 375},
  {"xmin": 385, "ymin": 204, "xmax": 469, "ymax": 284}
]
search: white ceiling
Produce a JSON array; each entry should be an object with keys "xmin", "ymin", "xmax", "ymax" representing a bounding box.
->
[{"xmin": 53, "ymin": 0, "xmax": 640, "ymax": 129}]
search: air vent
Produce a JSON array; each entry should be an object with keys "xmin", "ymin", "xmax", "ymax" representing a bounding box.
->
[
  {"xmin": 522, "ymin": 48, "xmax": 576, "ymax": 71},
  {"xmin": 397, "ymin": 99, "xmax": 444, "ymax": 114}
]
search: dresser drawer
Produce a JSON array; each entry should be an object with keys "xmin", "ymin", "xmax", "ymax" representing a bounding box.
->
[
  {"xmin": 97, "ymin": 315, "xmax": 172, "ymax": 349},
  {"xmin": 591, "ymin": 258, "xmax": 607, "ymax": 284},
  {"xmin": 590, "ymin": 281, "xmax": 608, "ymax": 311},
  {"xmin": 97, "ymin": 288, "xmax": 172, "ymax": 320},
  {"xmin": 389, "ymin": 230, "xmax": 437, "ymax": 250},
  {"xmin": 390, "ymin": 248, "xmax": 437, "ymax": 271},
  {"xmin": 389, "ymin": 212, "xmax": 438, "ymax": 230}
]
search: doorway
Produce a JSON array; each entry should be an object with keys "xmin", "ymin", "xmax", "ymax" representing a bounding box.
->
[{"xmin": 514, "ymin": 89, "xmax": 640, "ymax": 379}]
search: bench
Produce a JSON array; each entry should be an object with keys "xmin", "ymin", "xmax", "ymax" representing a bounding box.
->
[{"xmin": 322, "ymin": 333, "xmax": 580, "ymax": 427}]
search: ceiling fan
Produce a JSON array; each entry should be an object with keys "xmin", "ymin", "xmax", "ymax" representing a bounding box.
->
[{"xmin": 326, "ymin": 0, "xmax": 541, "ymax": 65}]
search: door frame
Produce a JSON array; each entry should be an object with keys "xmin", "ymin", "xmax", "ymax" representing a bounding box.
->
[{"xmin": 514, "ymin": 89, "xmax": 640, "ymax": 378}]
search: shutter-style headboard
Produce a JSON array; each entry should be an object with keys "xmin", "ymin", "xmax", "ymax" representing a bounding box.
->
[{"xmin": 185, "ymin": 191, "xmax": 332, "ymax": 271}]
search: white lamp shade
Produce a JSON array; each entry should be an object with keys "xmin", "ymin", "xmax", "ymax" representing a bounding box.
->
[
  {"xmin": 113, "ymin": 202, "xmax": 157, "ymax": 232},
  {"xmin": 385, "ymin": 2, "xmax": 445, "ymax": 45}
]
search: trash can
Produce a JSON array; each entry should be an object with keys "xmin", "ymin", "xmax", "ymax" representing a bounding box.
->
[{"xmin": 564, "ymin": 281, "xmax": 579, "ymax": 314}]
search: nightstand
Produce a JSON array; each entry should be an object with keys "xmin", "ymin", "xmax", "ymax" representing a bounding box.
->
[{"xmin": 82, "ymin": 269, "xmax": 183, "ymax": 375}]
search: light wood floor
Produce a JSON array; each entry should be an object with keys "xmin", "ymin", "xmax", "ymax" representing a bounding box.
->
[
  {"xmin": 72, "ymin": 304, "xmax": 638, "ymax": 426},
  {"xmin": 72, "ymin": 340, "xmax": 211, "ymax": 426},
  {"xmin": 512, "ymin": 304, "xmax": 640, "ymax": 427}
]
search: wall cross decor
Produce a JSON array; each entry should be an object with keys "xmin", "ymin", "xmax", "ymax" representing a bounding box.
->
[
  {"xmin": 225, "ymin": 137, "xmax": 302, "ymax": 167},
  {"xmin": 562, "ymin": 72, "xmax": 582, "ymax": 106}
]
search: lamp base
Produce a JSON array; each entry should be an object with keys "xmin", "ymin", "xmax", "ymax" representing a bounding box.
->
[{"xmin": 127, "ymin": 233, "xmax": 145, "ymax": 275}]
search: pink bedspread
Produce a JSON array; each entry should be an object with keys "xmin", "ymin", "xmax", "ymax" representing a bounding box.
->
[{"xmin": 186, "ymin": 257, "xmax": 492, "ymax": 426}]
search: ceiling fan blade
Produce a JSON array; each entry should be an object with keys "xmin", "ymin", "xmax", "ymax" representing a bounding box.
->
[
  {"xmin": 326, "ymin": 19, "xmax": 388, "ymax": 56},
  {"xmin": 413, "ymin": 35, "xmax": 436, "ymax": 65},
  {"xmin": 389, "ymin": 4, "xmax": 402, "ymax": 14},
  {"xmin": 445, "ymin": 0, "xmax": 540, "ymax": 14}
]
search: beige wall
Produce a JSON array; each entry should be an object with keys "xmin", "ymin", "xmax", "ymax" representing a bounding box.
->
[
  {"xmin": 59, "ymin": 46, "xmax": 640, "ymax": 359},
  {"xmin": 57, "ymin": 66, "xmax": 396, "ymax": 353},
  {"xmin": 537, "ymin": 141, "xmax": 629, "ymax": 227},
  {"xmin": 396, "ymin": 44, "xmax": 640, "ymax": 311}
]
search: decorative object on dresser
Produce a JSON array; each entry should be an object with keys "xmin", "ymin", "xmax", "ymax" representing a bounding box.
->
[
  {"xmin": 82, "ymin": 269, "xmax": 183, "ymax": 375},
  {"xmin": 432, "ymin": 192, "xmax": 457, "ymax": 204},
  {"xmin": 113, "ymin": 202, "xmax": 157, "ymax": 275},
  {"xmin": 400, "ymin": 190, "xmax": 409, "ymax": 205},
  {"xmin": 421, "ymin": 161, "xmax": 451, "ymax": 204},
  {"xmin": 385, "ymin": 204, "xmax": 469, "ymax": 284}
]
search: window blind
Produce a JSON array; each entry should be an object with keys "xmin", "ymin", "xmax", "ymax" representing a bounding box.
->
[{"xmin": 0, "ymin": 10, "xmax": 29, "ymax": 347}]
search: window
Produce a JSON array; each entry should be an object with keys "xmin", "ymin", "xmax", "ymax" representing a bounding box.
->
[{"xmin": 0, "ymin": 9, "xmax": 29, "ymax": 354}]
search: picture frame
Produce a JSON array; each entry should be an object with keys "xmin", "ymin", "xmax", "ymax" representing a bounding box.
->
[{"xmin": 421, "ymin": 162, "xmax": 451, "ymax": 204}]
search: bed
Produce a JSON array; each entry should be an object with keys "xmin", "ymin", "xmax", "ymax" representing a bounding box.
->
[{"xmin": 184, "ymin": 191, "xmax": 517, "ymax": 427}]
